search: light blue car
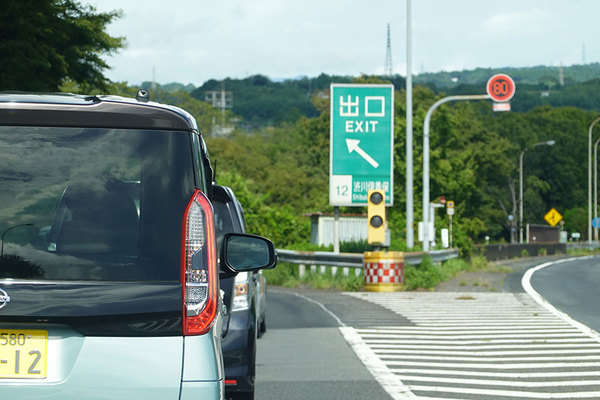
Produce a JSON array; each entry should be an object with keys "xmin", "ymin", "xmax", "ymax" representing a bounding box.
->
[{"xmin": 0, "ymin": 93, "xmax": 276, "ymax": 399}]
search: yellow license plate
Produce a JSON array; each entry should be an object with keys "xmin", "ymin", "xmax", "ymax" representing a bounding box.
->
[{"xmin": 0, "ymin": 330, "xmax": 47, "ymax": 379}]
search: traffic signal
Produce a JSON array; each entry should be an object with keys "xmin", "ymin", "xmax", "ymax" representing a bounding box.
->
[{"xmin": 367, "ymin": 189, "xmax": 386, "ymax": 245}]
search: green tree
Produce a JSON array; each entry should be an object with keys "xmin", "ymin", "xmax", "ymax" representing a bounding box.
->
[
  {"xmin": 563, "ymin": 207, "xmax": 586, "ymax": 238},
  {"xmin": 0, "ymin": 0, "xmax": 124, "ymax": 91}
]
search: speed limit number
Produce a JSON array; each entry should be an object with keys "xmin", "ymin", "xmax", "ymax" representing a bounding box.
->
[{"xmin": 486, "ymin": 74, "xmax": 515, "ymax": 103}]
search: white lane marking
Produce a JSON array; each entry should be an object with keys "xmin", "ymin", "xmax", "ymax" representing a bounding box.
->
[
  {"xmin": 366, "ymin": 343, "xmax": 600, "ymax": 350},
  {"xmin": 378, "ymin": 354, "xmax": 600, "ymax": 362},
  {"xmin": 357, "ymin": 326, "xmax": 582, "ymax": 333},
  {"xmin": 340, "ymin": 327, "xmax": 418, "ymax": 400},
  {"xmin": 403, "ymin": 322, "xmax": 572, "ymax": 326},
  {"xmin": 415, "ymin": 398, "xmax": 469, "ymax": 400},
  {"xmin": 392, "ymin": 368, "xmax": 600, "ymax": 379},
  {"xmin": 375, "ymin": 348, "xmax": 600, "ymax": 356},
  {"xmin": 397, "ymin": 375, "xmax": 600, "ymax": 387},
  {"xmin": 360, "ymin": 332, "xmax": 587, "ymax": 339},
  {"xmin": 346, "ymin": 287, "xmax": 600, "ymax": 398},
  {"xmin": 408, "ymin": 385, "xmax": 600, "ymax": 399},
  {"xmin": 272, "ymin": 290, "xmax": 418, "ymax": 399},
  {"xmin": 365, "ymin": 338, "xmax": 595, "ymax": 345},
  {"xmin": 384, "ymin": 360, "xmax": 600, "ymax": 369},
  {"xmin": 275, "ymin": 290, "xmax": 347, "ymax": 327},
  {"xmin": 522, "ymin": 256, "xmax": 600, "ymax": 342}
]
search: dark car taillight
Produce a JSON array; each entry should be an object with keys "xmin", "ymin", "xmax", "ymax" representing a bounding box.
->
[{"xmin": 181, "ymin": 190, "xmax": 218, "ymax": 335}]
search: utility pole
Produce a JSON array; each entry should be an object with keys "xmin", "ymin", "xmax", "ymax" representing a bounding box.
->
[{"xmin": 204, "ymin": 82, "xmax": 233, "ymax": 136}]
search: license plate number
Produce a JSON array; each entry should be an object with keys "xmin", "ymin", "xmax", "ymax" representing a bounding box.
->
[{"xmin": 0, "ymin": 330, "xmax": 47, "ymax": 378}]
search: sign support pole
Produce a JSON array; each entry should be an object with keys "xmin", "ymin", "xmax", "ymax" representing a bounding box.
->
[
  {"xmin": 422, "ymin": 94, "xmax": 489, "ymax": 252},
  {"xmin": 405, "ymin": 0, "xmax": 414, "ymax": 249},
  {"xmin": 334, "ymin": 206, "xmax": 340, "ymax": 253},
  {"xmin": 422, "ymin": 74, "xmax": 513, "ymax": 252},
  {"xmin": 589, "ymin": 117, "xmax": 600, "ymax": 247},
  {"xmin": 449, "ymin": 215, "xmax": 453, "ymax": 249}
]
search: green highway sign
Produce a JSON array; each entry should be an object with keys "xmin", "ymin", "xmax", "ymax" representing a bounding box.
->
[{"xmin": 330, "ymin": 84, "xmax": 394, "ymax": 206}]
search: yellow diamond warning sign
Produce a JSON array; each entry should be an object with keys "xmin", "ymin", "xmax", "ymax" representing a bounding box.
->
[{"xmin": 544, "ymin": 208, "xmax": 563, "ymax": 227}]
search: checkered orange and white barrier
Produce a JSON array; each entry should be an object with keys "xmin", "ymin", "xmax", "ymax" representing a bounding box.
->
[{"xmin": 364, "ymin": 251, "xmax": 404, "ymax": 292}]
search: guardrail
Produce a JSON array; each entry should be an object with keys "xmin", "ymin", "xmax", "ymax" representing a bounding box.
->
[
  {"xmin": 567, "ymin": 242, "xmax": 600, "ymax": 250},
  {"xmin": 276, "ymin": 249, "xmax": 459, "ymax": 277}
]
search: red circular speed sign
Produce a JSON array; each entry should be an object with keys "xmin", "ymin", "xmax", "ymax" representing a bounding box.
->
[{"xmin": 486, "ymin": 74, "xmax": 515, "ymax": 103}]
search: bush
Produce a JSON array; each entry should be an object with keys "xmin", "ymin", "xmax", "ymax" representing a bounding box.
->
[
  {"xmin": 303, "ymin": 268, "xmax": 364, "ymax": 291},
  {"xmin": 404, "ymin": 257, "xmax": 473, "ymax": 291},
  {"xmin": 404, "ymin": 256, "xmax": 443, "ymax": 290},
  {"xmin": 340, "ymin": 240, "xmax": 370, "ymax": 253},
  {"xmin": 469, "ymin": 255, "xmax": 488, "ymax": 270},
  {"xmin": 538, "ymin": 248, "xmax": 548, "ymax": 256},
  {"xmin": 263, "ymin": 262, "xmax": 299, "ymax": 287}
]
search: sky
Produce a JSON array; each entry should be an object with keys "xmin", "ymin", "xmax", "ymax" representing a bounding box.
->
[{"xmin": 86, "ymin": 0, "xmax": 599, "ymax": 87}]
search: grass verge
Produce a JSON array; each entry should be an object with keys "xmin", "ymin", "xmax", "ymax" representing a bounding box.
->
[
  {"xmin": 264, "ymin": 262, "xmax": 364, "ymax": 291},
  {"xmin": 264, "ymin": 255, "xmax": 498, "ymax": 292}
]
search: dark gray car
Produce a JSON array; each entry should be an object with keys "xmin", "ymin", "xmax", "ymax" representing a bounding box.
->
[{"xmin": 213, "ymin": 185, "xmax": 274, "ymax": 400}]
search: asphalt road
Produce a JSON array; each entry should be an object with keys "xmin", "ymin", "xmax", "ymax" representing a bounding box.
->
[
  {"xmin": 530, "ymin": 256, "xmax": 600, "ymax": 332},
  {"xmin": 255, "ymin": 256, "xmax": 600, "ymax": 399},
  {"xmin": 254, "ymin": 289, "xmax": 393, "ymax": 400}
]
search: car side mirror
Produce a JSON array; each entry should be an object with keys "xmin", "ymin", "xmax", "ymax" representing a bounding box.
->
[{"xmin": 222, "ymin": 233, "xmax": 277, "ymax": 273}]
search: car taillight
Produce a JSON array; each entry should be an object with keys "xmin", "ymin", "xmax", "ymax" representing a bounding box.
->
[{"xmin": 181, "ymin": 189, "xmax": 218, "ymax": 335}]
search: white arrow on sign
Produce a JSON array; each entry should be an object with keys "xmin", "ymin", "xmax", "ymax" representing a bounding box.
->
[{"xmin": 346, "ymin": 139, "xmax": 379, "ymax": 168}]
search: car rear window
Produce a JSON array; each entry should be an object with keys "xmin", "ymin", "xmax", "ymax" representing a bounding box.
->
[
  {"xmin": 0, "ymin": 126, "xmax": 195, "ymax": 281},
  {"xmin": 213, "ymin": 200, "xmax": 234, "ymax": 249}
]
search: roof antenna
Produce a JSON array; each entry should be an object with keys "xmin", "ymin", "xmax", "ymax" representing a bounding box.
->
[{"xmin": 136, "ymin": 89, "xmax": 150, "ymax": 103}]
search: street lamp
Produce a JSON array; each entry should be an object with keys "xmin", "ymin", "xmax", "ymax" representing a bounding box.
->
[
  {"xmin": 422, "ymin": 94, "xmax": 490, "ymax": 251},
  {"xmin": 519, "ymin": 140, "xmax": 555, "ymax": 244},
  {"xmin": 594, "ymin": 136, "xmax": 600, "ymax": 241},
  {"xmin": 1, "ymin": 223, "xmax": 34, "ymax": 258},
  {"xmin": 589, "ymin": 117, "xmax": 600, "ymax": 246}
]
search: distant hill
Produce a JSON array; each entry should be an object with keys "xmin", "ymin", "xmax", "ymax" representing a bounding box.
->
[
  {"xmin": 151, "ymin": 63, "xmax": 600, "ymax": 129},
  {"xmin": 422, "ymin": 63, "xmax": 600, "ymax": 113},
  {"xmin": 415, "ymin": 63, "xmax": 600, "ymax": 88}
]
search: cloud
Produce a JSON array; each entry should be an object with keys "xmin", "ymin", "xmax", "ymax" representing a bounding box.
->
[{"xmin": 480, "ymin": 9, "xmax": 553, "ymax": 37}]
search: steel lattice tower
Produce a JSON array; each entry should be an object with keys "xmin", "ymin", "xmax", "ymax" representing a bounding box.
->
[{"xmin": 384, "ymin": 23, "xmax": 393, "ymax": 78}]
